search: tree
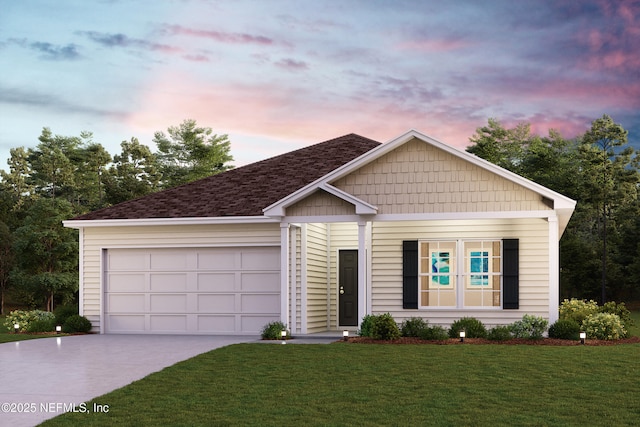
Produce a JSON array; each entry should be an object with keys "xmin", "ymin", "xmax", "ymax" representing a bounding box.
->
[
  {"xmin": 11, "ymin": 198, "xmax": 78, "ymax": 311},
  {"xmin": 104, "ymin": 137, "xmax": 161, "ymax": 204},
  {"xmin": 153, "ymin": 119, "xmax": 233, "ymax": 188},
  {"xmin": 71, "ymin": 134, "xmax": 112, "ymax": 211},
  {"xmin": 581, "ymin": 114, "xmax": 631, "ymax": 303},
  {"xmin": 0, "ymin": 221, "xmax": 14, "ymax": 314},
  {"xmin": 27, "ymin": 128, "xmax": 78, "ymax": 200},
  {"xmin": 467, "ymin": 118, "xmax": 531, "ymax": 172}
]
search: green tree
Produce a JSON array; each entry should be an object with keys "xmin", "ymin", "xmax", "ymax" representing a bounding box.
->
[
  {"xmin": 153, "ymin": 119, "xmax": 233, "ymax": 188},
  {"xmin": 72, "ymin": 137, "xmax": 112, "ymax": 211},
  {"xmin": 0, "ymin": 221, "xmax": 14, "ymax": 314},
  {"xmin": 467, "ymin": 118, "xmax": 531, "ymax": 172},
  {"xmin": 104, "ymin": 137, "xmax": 161, "ymax": 204},
  {"xmin": 11, "ymin": 198, "xmax": 78, "ymax": 311}
]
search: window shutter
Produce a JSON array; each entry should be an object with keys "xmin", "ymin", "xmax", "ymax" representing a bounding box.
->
[
  {"xmin": 502, "ymin": 239, "xmax": 519, "ymax": 309},
  {"xmin": 403, "ymin": 240, "xmax": 418, "ymax": 309}
]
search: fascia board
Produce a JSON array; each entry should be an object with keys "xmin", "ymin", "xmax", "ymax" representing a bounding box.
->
[
  {"xmin": 63, "ymin": 216, "xmax": 280, "ymax": 229},
  {"xmin": 321, "ymin": 184, "xmax": 378, "ymax": 214}
]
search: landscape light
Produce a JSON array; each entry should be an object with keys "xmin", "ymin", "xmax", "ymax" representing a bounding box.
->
[
  {"xmin": 281, "ymin": 330, "xmax": 287, "ymax": 344},
  {"xmin": 56, "ymin": 325, "xmax": 62, "ymax": 334},
  {"xmin": 14, "ymin": 324, "xmax": 19, "ymax": 333},
  {"xmin": 343, "ymin": 330, "xmax": 349, "ymax": 341},
  {"xmin": 459, "ymin": 330, "xmax": 466, "ymax": 343},
  {"xmin": 580, "ymin": 331, "xmax": 586, "ymax": 345}
]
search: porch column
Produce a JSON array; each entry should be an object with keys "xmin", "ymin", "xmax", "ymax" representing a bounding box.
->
[
  {"xmin": 358, "ymin": 220, "xmax": 367, "ymax": 327},
  {"xmin": 280, "ymin": 222, "xmax": 290, "ymax": 328},
  {"xmin": 548, "ymin": 215, "xmax": 559, "ymax": 324}
]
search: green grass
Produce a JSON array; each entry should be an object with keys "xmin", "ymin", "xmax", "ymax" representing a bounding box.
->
[
  {"xmin": 628, "ymin": 310, "xmax": 640, "ymax": 337},
  {"xmin": 42, "ymin": 342, "xmax": 640, "ymax": 427},
  {"xmin": 0, "ymin": 314, "xmax": 64, "ymax": 342}
]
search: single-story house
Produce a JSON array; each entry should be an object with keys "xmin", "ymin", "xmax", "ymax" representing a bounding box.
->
[{"xmin": 64, "ymin": 130, "xmax": 576, "ymax": 335}]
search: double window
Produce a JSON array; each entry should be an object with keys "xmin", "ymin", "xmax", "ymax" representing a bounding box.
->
[{"xmin": 418, "ymin": 240, "xmax": 501, "ymax": 308}]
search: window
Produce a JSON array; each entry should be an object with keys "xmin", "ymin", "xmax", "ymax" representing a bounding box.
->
[{"xmin": 418, "ymin": 240, "xmax": 501, "ymax": 308}]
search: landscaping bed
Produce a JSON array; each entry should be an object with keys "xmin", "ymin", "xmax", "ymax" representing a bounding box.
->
[{"xmin": 345, "ymin": 336, "xmax": 640, "ymax": 345}]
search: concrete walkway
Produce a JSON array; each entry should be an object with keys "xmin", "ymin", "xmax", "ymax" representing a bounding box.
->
[{"xmin": 0, "ymin": 334, "xmax": 257, "ymax": 427}]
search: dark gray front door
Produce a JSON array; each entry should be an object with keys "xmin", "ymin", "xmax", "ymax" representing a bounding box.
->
[{"xmin": 339, "ymin": 250, "xmax": 358, "ymax": 326}]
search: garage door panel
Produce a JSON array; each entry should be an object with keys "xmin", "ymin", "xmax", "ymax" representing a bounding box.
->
[
  {"xmin": 105, "ymin": 247, "xmax": 280, "ymax": 334},
  {"xmin": 197, "ymin": 251, "xmax": 237, "ymax": 269},
  {"xmin": 150, "ymin": 273, "xmax": 188, "ymax": 291},
  {"xmin": 108, "ymin": 294, "xmax": 145, "ymax": 312},
  {"xmin": 241, "ymin": 294, "xmax": 279, "ymax": 313},
  {"xmin": 150, "ymin": 315, "xmax": 187, "ymax": 332},
  {"xmin": 241, "ymin": 272, "xmax": 279, "ymax": 292},
  {"xmin": 150, "ymin": 294, "xmax": 187, "ymax": 312},
  {"xmin": 108, "ymin": 274, "xmax": 146, "ymax": 292},
  {"xmin": 107, "ymin": 315, "xmax": 145, "ymax": 332},
  {"xmin": 197, "ymin": 315, "xmax": 236, "ymax": 333},
  {"xmin": 197, "ymin": 294, "xmax": 235, "ymax": 312},
  {"xmin": 197, "ymin": 273, "xmax": 236, "ymax": 291}
]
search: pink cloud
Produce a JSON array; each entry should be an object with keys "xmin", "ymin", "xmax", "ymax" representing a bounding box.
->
[
  {"xmin": 160, "ymin": 24, "xmax": 275, "ymax": 46},
  {"xmin": 396, "ymin": 38, "xmax": 468, "ymax": 52}
]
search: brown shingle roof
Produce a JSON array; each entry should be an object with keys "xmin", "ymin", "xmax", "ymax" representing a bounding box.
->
[{"xmin": 73, "ymin": 133, "xmax": 381, "ymax": 220}]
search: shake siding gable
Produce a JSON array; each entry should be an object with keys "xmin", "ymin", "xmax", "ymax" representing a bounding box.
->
[
  {"xmin": 287, "ymin": 190, "xmax": 356, "ymax": 217},
  {"xmin": 331, "ymin": 137, "xmax": 551, "ymax": 215}
]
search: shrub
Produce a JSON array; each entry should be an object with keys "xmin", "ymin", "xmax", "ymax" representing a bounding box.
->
[
  {"xmin": 487, "ymin": 325, "xmax": 513, "ymax": 341},
  {"xmin": 371, "ymin": 313, "xmax": 401, "ymax": 340},
  {"xmin": 62, "ymin": 315, "xmax": 93, "ymax": 333},
  {"xmin": 582, "ymin": 312, "xmax": 626, "ymax": 340},
  {"xmin": 26, "ymin": 318, "xmax": 56, "ymax": 333},
  {"xmin": 54, "ymin": 305, "xmax": 78, "ymax": 326},
  {"xmin": 400, "ymin": 317, "xmax": 429, "ymax": 337},
  {"xmin": 418, "ymin": 325, "xmax": 449, "ymax": 340},
  {"xmin": 548, "ymin": 319, "xmax": 580, "ymax": 340},
  {"xmin": 448, "ymin": 317, "xmax": 487, "ymax": 338},
  {"xmin": 600, "ymin": 301, "xmax": 633, "ymax": 337},
  {"xmin": 3, "ymin": 310, "xmax": 55, "ymax": 332},
  {"xmin": 358, "ymin": 314, "xmax": 377, "ymax": 337},
  {"xmin": 559, "ymin": 299, "xmax": 599, "ymax": 326},
  {"xmin": 260, "ymin": 321, "xmax": 289, "ymax": 340},
  {"xmin": 510, "ymin": 314, "xmax": 548, "ymax": 339}
]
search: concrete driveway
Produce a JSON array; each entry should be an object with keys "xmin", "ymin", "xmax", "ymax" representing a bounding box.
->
[{"xmin": 0, "ymin": 334, "xmax": 257, "ymax": 427}]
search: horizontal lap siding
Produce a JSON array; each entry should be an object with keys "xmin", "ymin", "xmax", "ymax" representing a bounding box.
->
[
  {"xmin": 371, "ymin": 218, "xmax": 550, "ymax": 327},
  {"xmin": 81, "ymin": 223, "xmax": 281, "ymax": 332},
  {"xmin": 305, "ymin": 223, "xmax": 328, "ymax": 333}
]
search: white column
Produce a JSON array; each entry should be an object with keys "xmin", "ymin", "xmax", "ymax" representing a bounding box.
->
[
  {"xmin": 289, "ymin": 225, "xmax": 297, "ymax": 333},
  {"xmin": 548, "ymin": 215, "xmax": 559, "ymax": 324},
  {"xmin": 280, "ymin": 222, "xmax": 290, "ymax": 327},
  {"xmin": 358, "ymin": 220, "xmax": 367, "ymax": 327}
]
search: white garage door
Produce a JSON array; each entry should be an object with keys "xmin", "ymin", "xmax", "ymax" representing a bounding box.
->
[{"xmin": 104, "ymin": 247, "xmax": 280, "ymax": 334}]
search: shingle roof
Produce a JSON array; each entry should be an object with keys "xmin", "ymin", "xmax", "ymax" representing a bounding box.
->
[{"xmin": 73, "ymin": 133, "xmax": 381, "ymax": 220}]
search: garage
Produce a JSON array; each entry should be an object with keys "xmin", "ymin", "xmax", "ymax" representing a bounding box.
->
[{"xmin": 104, "ymin": 247, "xmax": 280, "ymax": 334}]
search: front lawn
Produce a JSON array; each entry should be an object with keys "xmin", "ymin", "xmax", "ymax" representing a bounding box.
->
[{"xmin": 43, "ymin": 342, "xmax": 640, "ymax": 426}]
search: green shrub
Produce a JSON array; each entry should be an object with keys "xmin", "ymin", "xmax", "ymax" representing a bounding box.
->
[
  {"xmin": 448, "ymin": 317, "xmax": 487, "ymax": 338},
  {"xmin": 371, "ymin": 313, "xmax": 401, "ymax": 340},
  {"xmin": 62, "ymin": 315, "xmax": 93, "ymax": 333},
  {"xmin": 26, "ymin": 317, "xmax": 56, "ymax": 333},
  {"xmin": 559, "ymin": 299, "xmax": 599, "ymax": 325},
  {"xmin": 510, "ymin": 314, "xmax": 548, "ymax": 339},
  {"xmin": 487, "ymin": 325, "xmax": 513, "ymax": 341},
  {"xmin": 260, "ymin": 321, "xmax": 289, "ymax": 340},
  {"xmin": 400, "ymin": 317, "xmax": 429, "ymax": 337},
  {"xmin": 418, "ymin": 325, "xmax": 449, "ymax": 340},
  {"xmin": 3, "ymin": 310, "xmax": 55, "ymax": 332},
  {"xmin": 54, "ymin": 305, "xmax": 78, "ymax": 326},
  {"xmin": 600, "ymin": 301, "xmax": 633, "ymax": 337},
  {"xmin": 582, "ymin": 312, "xmax": 626, "ymax": 340},
  {"xmin": 548, "ymin": 318, "xmax": 580, "ymax": 340},
  {"xmin": 358, "ymin": 314, "xmax": 377, "ymax": 337}
]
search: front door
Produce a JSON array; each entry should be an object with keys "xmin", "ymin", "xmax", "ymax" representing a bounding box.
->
[{"xmin": 339, "ymin": 250, "xmax": 358, "ymax": 326}]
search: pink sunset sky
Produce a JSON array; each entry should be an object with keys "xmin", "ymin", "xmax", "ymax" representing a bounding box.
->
[{"xmin": 1, "ymin": 0, "xmax": 639, "ymax": 167}]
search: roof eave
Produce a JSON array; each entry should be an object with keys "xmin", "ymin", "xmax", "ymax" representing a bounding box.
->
[{"xmin": 63, "ymin": 215, "xmax": 280, "ymax": 229}]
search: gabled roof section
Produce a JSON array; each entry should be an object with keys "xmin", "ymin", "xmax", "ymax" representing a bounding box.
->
[
  {"xmin": 69, "ymin": 134, "xmax": 381, "ymax": 222},
  {"xmin": 264, "ymin": 129, "xmax": 577, "ymax": 233}
]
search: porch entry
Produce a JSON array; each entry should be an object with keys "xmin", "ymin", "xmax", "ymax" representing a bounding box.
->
[{"xmin": 338, "ymin": 249, "xmax": 358, "ymax": 326}]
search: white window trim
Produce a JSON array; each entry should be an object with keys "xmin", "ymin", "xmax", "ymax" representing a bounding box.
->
[{"xmin": 418, "ymin": 239, "xmax": 503, "ymax": 310}]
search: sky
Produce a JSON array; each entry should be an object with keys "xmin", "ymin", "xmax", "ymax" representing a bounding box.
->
[{"xmin": 1, "ymin": 0, "xmax": 639, "ymax": 168}]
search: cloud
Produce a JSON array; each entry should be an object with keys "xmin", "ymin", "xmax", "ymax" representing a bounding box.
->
[
  {"xmin": 6, "ymin": 38, "xmax": 80, "ymax": 60},
  {"xmin": 274, "ymin": 58, "xmax": 308, "ymax": 71},
  {"xmin": 78, "ymin": 31, "xmax": 181, "ymax": 54},
  {"xmin": 158, "ymin": 24, "xmax": 275, "ymax": 46}
]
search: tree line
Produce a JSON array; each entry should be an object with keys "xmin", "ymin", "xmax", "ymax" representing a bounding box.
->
[
  {"xmin": 0, "ymin": 114, "xmax": 638, "ymax": 314},
  {"xmin": 0, "ymin": 119, "xmax": 233, "ymax": 313}
]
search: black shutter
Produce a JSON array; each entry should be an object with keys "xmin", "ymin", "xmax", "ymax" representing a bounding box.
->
[
  {"xmin": 503, "ymin": 239, "xmax": 519, "ymax": 309},
  {"xmin": 403, "ymin": 240, "xmax": 418, "ymax": 309}
]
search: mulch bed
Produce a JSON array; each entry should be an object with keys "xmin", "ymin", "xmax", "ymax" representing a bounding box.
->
[{"xmin": 344, "ymin": 336, "xmax": 640, "ymax": 346}]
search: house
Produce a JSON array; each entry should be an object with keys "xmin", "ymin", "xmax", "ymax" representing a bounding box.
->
[{"xmin": 63, "ymin": 130, "xmax": 576, "ymax": 335}]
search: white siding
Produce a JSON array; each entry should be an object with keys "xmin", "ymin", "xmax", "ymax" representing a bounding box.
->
[
  {"xmin": 81, "ymin": 223, "xmax": 281, "ymax": 332},
  {"xmin": 370, "ymin": 218, "xmax": 551, "ymax": 327}
]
